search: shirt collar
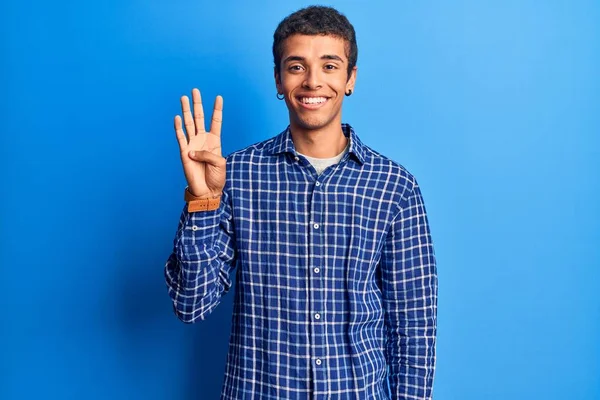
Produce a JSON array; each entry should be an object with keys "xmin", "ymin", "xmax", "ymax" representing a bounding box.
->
[{"xmin": 268, "ymin": 123, "xmax": 366, "ymax": 165}]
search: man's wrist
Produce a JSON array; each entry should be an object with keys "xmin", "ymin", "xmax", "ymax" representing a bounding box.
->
[{"xmin": 185, "ymin": 186, "xmax": 222, "ymax": 199}]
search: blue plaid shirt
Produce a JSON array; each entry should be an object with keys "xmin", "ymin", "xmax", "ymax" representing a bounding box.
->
[{"xmin": 165, "ymin": 124, "xmax": 437, "ymax": 399}]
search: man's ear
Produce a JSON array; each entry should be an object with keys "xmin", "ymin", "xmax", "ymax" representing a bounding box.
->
[
  {"xmin": 274, "ymin": 67, "xmax": 282, "ymax": 94},
  {"xmin": 346, "ymin": 66, "xmax": 357, "ymax": 93}
]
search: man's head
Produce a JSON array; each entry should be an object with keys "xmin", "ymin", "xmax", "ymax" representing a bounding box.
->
[
  {"xmin": 272, "ymin": 6, "xmax": 358, "ymax": 133},
  {"xmin": 273, "ymin": 6, "xmax": 358, "ymax": 79}
]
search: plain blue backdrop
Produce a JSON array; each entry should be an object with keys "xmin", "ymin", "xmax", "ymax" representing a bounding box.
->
[{"xmin": 1, "ymin": 1, "xmax": 598, "ymax": 399}]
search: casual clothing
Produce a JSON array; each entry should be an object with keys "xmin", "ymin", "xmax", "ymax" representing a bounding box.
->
[
  {"xmin": 299, "ymin": 140, "xmax": 349, "ymax": 175},
  {"xmin": 165, "ymin": 124, "xmax": 438, "ymax": 400}
]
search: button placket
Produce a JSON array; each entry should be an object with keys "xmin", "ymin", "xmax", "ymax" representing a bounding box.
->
[{"xmin": 308, "ymin": 177, "xmax": 326, "ymax": 389}]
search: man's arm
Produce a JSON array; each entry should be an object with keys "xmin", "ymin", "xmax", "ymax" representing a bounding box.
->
[
  {"xmin": 165, "ymin": 187, "xmax": 236, "ymax": 323},
  {"xmin": 164, "ymin": 88, "xmax": 235, "ymax": 323},
  {"xmin": 380, "ymin": 180, "xmax": 438, "ymax": 400}
]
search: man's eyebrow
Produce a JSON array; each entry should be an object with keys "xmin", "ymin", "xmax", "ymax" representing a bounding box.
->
[
  {"xmin": 321, "ymin": 54, "xmax": 344, "ymax": 62},
  {"xmin": 282, "ymin": 55, "xmax": 345, "ymax": 63},
  {"xmin": 283, "ymin": 56, "xmax": 305, "ymax": 64}
]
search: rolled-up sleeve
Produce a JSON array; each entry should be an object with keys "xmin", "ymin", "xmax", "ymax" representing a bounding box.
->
[{"xmin": 164, "ymin": 187, "xmax": 237, "ymax": 323}]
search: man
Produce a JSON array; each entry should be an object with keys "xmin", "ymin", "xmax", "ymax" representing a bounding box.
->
[{"xmin": 165, "ymin": 5, "xmax": 437, "ymax": 400}]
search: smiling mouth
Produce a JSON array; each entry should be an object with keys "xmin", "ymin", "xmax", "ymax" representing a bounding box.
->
[
  {"xmin": 299, "ymin": 96, "xmax": 327, "ymax": 104},
  {"xmin": 297, "ymin": 96, "xmax": 329, "ymax": 108}
]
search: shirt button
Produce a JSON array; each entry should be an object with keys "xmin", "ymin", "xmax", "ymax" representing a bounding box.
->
[
  {"xmin": 314, "ymin": 313, "xmax": 321, "ymax": 320},
  {"xmin": 315, "ymin": 182, "xmax": 321, "ymax": 187},
  {"xmin": 313, "ymin": 267, "xmax": 320, "ymax": 273},
  {"xmin": 313, "ymin": 223, "xmax": 319, "ymax": 229},
  {"xmin": 294, "ymin": 156, "xmax": 299, "ymax": 161},
  {"xmin": 191, "ymin": 226, "xmax": 198, "ymax": 231},
  {"xmin": 315, "ymin": 359, "xmax": 322, "ymax": 366}
]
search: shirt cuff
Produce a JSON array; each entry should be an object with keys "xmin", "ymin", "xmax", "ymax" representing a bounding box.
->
[{"xmin": 178, "ymin": 201, "xmax": 225, "ymax": 249}]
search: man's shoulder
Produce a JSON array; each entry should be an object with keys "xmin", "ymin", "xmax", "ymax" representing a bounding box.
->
[{"xmin": 361, "ymin": 144, "xmax": 418, "ymax": 193}]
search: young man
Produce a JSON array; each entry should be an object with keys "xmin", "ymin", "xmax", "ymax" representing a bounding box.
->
[{"xmin": 165, "ymin": 6, "xmax": 437, "ymax": 400}]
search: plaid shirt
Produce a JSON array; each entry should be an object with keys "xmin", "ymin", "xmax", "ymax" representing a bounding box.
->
[{"xmin": 165, "ymin": 124, "xmax": 437, "ymax": 400}]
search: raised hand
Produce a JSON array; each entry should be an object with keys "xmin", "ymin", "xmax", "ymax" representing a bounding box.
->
[{"xmin": 174, "ymin": 88, "xmax": 226, "ymax": 198}]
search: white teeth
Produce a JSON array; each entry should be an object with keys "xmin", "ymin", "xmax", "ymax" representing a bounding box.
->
[{"xmin": 301, "ymin": 97, "xmax": 327, "ymax": 104}]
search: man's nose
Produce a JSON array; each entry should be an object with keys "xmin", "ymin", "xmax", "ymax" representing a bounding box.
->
[{"xmin": 302, "ymin": 68, "xmax": 322, "ymax": 89}]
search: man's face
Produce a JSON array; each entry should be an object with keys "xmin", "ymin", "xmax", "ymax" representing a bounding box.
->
[{"xmin": 275, "ymin": 34, "xmax": 357, "ymax": 133}]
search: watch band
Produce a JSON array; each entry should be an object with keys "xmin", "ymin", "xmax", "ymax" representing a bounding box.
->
[{"xmin": 184, "ymin": 187, "xmax": 222, "ymax": 212}]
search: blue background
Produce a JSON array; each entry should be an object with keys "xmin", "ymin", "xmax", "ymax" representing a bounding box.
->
[{"xmin": 1, "ymin": 0, "xmax": 598, "ymax": 399}]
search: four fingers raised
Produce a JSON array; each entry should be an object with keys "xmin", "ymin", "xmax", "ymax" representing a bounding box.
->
[{"xmin": 176, "ymin": 89, "xmax": 223, "ymax": 139}]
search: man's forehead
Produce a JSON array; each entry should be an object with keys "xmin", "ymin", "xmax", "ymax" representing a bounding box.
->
[{"xmin": 281, "ymin": 34, "xmax": 348, "ymax": 60}]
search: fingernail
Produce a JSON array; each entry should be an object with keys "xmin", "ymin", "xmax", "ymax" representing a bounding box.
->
[{"xmin": 190, "ymin": 151, "xmax": 195, "ymax": 157}]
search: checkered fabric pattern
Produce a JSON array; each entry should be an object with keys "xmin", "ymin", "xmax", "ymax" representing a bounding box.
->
[{"xmin": 165, "ymin": 124, "xmax": 437, "ymax": 399}]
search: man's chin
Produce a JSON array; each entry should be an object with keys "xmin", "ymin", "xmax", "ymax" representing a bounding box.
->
[{"xmin": 291, "ymin": 116, "xmax": 337, "ymax": 132}]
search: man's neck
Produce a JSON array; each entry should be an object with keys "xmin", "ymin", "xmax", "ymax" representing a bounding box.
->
[{"xmin": 289, "ymin": 123, "xmax": 348, "ymax": 159}]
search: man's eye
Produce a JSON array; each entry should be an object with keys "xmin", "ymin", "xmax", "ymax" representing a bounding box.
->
[
  {"xmin": 289, "ymin": 65, "xmax": 303, "ymax": 71},
  {"xmin": 324, "ymin": 64, "xmax": 337, "ymax": 70}
]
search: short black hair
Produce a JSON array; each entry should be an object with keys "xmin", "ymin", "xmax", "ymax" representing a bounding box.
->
[{"xmin": 273, "ymin": 5, "xmax": 358, "ymax": 79}]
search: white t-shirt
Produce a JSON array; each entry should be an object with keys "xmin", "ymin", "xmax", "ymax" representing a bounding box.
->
[{"xmin": 298, "ymin": 141, "xmax": 350, "ymax": 175}]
